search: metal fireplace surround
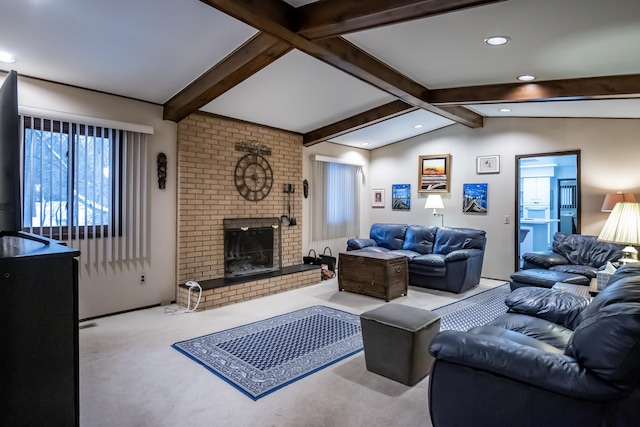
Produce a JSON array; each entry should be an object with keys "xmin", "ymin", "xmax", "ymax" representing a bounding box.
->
[{"xmin": 223, "ymin": 217, "xmax": 282, "ymax": 279}]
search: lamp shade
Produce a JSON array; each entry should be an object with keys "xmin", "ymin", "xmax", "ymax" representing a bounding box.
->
[
  {"xmin": 598, "ymin": 202, "xmax": 640, "ymax": 246},
  {"xmin": 424, "ymin": 194, "xmax": 444, "ymax": 210},
  {"xmin": 601, "ymin": 192, "xmax": 636, "ymax": 212}
]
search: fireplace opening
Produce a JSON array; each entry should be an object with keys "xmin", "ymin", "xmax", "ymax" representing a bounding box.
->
[{"xmin": 223, "ymin": 218, "xmax": 281, "ymax": 278}]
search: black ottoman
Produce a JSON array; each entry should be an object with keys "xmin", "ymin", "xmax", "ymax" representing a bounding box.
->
[
  {"xmin": 510, "ymin": 269, "xmax": 590, "ymax": 291},
  {"xmin": 360, "ymin": 304, "xmax": 440, "ymax": 386}
]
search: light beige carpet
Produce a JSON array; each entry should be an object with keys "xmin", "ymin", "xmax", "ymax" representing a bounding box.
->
[{"xmin": 79, "ymin": 277, "xmax": 506, "ymax": 427}]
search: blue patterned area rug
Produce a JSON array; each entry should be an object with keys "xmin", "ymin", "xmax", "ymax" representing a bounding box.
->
[
  {"xmin": 433, "ymin": 284, "xmax": 511, "ymax": 331},
  {"xmin": 172, "ymin": 305, "xmax": 363, "ymax": 400}
]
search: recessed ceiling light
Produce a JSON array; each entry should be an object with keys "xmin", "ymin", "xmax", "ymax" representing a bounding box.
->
[
  {"xmin": 518, "ymin": 75, "xmax": 536, "ymax": 82},
  {"xmin": 499, "ymin": 108, "xmax": 512, "ymax": 112},
  {"xmin": 0, "ymin": 52, "xmax": 17, "ymax": 63},
  {"xmin": 413, "ymin": 124, "xmax": 423, "ymax": 129},
  {"xmin": 485, "ymin": 36, "xmax": 510, "ymax": 46},
  {"xmin": 361, "ymin": 142, "xmax": 370, "ymax": 146}
]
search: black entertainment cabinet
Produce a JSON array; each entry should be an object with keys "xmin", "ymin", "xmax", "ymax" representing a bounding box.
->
[{"xmin": 0, "ymin": 232, "xmax": 80, "ymax": 426}]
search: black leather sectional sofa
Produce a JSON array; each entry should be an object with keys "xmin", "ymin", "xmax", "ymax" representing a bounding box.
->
[{"xmin": 428, "ymin": 264, "xmax": 640, "ymax": 427}]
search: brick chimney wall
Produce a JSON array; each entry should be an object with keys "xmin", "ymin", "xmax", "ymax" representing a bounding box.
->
[{"xmin": 176, "ymin": 112, "xmax": 303, "ymax": 285}]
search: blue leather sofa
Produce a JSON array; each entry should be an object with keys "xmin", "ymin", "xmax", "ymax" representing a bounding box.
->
[
  {"xmin": 428, "ymin": 263, "xmax": 640, "ymax": 427},
  {"xmin": 346, "ymin": 223, "xmax": 486, "ymax": 293}
]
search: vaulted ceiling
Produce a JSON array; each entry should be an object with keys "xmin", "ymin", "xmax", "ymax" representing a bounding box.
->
[{"xmin": 2, "ymin": 0, "xmax": 639, "ymax": 149}]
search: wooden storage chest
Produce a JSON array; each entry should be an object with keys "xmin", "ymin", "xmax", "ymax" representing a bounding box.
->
[{"xmin": 338, "ymin": 250, "xmax": 408, "ymax": 301}]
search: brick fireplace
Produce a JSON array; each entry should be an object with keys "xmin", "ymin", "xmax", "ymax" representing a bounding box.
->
[
  {"xmin": 223, "ymin": 217, "xmax": 281, "ymax": 279},
  {"xmin": 176, "ymin": 112, "xmax": 319, "ymax": 311}
]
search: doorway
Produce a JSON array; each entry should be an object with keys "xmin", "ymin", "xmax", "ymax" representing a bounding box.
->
[{"xmin": 515, "ymin": 150, "xmax": 581, "ymax": 270}]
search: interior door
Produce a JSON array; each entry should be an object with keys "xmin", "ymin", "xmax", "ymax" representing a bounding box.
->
[{"xmin": 515, "ymin": 151, "xmax": 581, "ymax": 270}]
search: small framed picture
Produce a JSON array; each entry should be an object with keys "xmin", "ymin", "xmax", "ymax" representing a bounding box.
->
[
  {"xmin": 372, "ymin": 188, "xmax": 385, "ymax": 208},
  {"xmin": 477, "ymin": 155, "xmax": 500, "ymax": 174}
]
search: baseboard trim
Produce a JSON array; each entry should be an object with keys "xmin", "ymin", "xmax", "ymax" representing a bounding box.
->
[{"xmin": 79, "ymin": 301, "xmax": 175, "ymax": 323}]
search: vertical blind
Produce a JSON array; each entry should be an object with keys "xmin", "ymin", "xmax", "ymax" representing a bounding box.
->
[
  {"xmin": 311, "ymin": 158, "xmax": 361, "ymax": 241},
  {"xmin": 21, "ymin": 115, "xmax": 149, "ymax": 274}
]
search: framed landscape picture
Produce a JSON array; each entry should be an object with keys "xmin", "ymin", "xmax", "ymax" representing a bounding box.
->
[
  {"xmin": 418, "ymin": 154, "xmax": 450, "ymax": 193},
  {"xmin": 463, "ymin": 183, "xmax": 488, "ymax": 214},
  {"xmin": 392, "ymin": 184, "xmax": 411, "ymax": 210}
]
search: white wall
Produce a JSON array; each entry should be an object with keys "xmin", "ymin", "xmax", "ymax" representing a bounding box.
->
[
  {"xmin": 14, "ymin": 74, "xmax": 177, "ymax": 319},
  {"xmin": 11, "ymin": 70, "xmax": 640, "ymax": 313},
  {"xmin": 368, "ymin": 117, "xmax": 640, "ymax": 281}
]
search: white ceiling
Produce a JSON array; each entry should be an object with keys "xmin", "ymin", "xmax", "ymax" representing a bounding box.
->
[{"xmin": 1, "ymin": 0, "xmax": 639, "ymax": 150}]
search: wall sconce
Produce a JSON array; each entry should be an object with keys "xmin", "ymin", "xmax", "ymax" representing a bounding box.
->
[
  {"xmin": 601, "ymin": 191, "xmax": 636, "ymax": 212},
  {"xmin": 425, "ymin": 194, "xmax": 444, "ymax": 226},
  {"xmin": 157, "ymin": 152, "xmax": 167, "ymax": 189}
]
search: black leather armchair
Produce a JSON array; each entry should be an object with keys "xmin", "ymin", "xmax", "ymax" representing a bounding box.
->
[
  {"xmin": 522, "ymin": 231, "xmax": 624, "ymax": 279},
  {"xmin": 428, "ymin": 264, "xmax": 640, "ymax": 427}
]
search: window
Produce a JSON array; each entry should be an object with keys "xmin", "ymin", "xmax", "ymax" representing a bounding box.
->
[
  {"xmin": 311, "ymin": 159, "xmax": 361, "ymax": 241},
  {"xmin": 20, "ymin": 112, "xmax": 150, "ymax": 273},
  {"xmin": 23, "ymin": 117, "xmax": 120, "ymax": 239}
]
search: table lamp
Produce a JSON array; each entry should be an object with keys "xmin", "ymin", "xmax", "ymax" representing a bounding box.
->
[
  {"xmin": 598, "ymin": 202, "xmax": 640, "ymax": 263},
  {"xmin": 425, "ymin": 195, "xmax": 444, "ymax": 226},
  {"xmin": 601, "ymin": 192, "xmax": 636, "ymax": 212}
]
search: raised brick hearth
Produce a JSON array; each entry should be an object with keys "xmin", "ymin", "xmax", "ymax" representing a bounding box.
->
[{"xmin": 177, "ymin": 265, "xmax": 320, "ymax": 312}]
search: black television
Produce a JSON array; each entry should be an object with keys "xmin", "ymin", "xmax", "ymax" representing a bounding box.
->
[{"xmin": 0, "ymin": 70, "xmax": 22, "ymax": 233}]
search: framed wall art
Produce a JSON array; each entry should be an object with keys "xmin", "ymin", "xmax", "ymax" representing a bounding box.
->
[
  {"xmin": 463, "ymin": 183, "xmax": 488, "ymax": 214},
  {"xmin": 392, "ymin": 184, "xmax": 411, "ymax": 210},
  {"xmin": 372, "ymin": 188, "xmax": 385, "ymax": 208},
  {"xmin": 418, "ymin": 154, "xmax": 450, "ymax": 193},
  {"xmin": 477, "ymin": 155, "xmax": 500, "ymax": 174}
]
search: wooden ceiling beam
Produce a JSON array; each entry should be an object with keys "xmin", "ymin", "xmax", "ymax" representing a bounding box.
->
[
  {"xmin": 200, "ymin": 0, "xmax": 297, "ymax": 37},
  {"xmin": 199, "ymin": 0, "xmax": 484, "ymax": 128},
  {"xmin": 297, "ymin": 0, "xmax": 508, "ymax": 40},
  {"xmin": 428, "ymin": 74, "xmax": 640, "ymax": 105},
  {"xmin": 303, "ymin": 100, "xmax": 418, "ymax": 146},
  {"xmin": 163, "ymin": 32, "xmax": 291, "ymax": 122},
  {"xmin": 313, "ymin": 37, "xmax": 483, "ymax": 127},
  {"xmin": 199, "ymin": 0, "xmax": 298, "ymax": 42}
]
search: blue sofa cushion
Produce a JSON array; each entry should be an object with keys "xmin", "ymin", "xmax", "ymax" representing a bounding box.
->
[
  {"xmin": 522, "ymin": 251, "xmax": 569, "ymax": 268},
  {"xmin": 346, "ymin": 238, "xmax": 377, "ymax": 251},
  {"xmin": 357, "ymin": 246, "xmax": 390, "ymax": 253},
  {"xmin": 444, "ymin": 250, "xmax": 475, "ymax": 262},
  {"xmin": 433, "ymin": 227, "xmax": 486, "ymax": 255},
  {"xmin": 410, "ymin": 254, "xmax": 446, "ymax": 277},
  {"xmin": 392, "ymin": 249, "xmax": 422, "ymax": 259},
  {"xmin": 505, "ymin": 287, "xmax": 591, "ymax": 328},
  {"xmin": 550, "ymin": 264, "xmax": 599, "ymax": 279},
  {"xmin": 369, "ymin": 223, "xmax": 408, "ymax": 250},
  {"xmin": 402, "ymin": 225, "xmax": 437, "ymax": 255},
  {"xmin": 483, "ymin": 313, "xmax": 574, "ymax": 350}
]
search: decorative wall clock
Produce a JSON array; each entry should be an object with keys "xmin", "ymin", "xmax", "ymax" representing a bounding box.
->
[{"xmin": 234, "ymin": 154, "xmax": 274, "ymax": 201}]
